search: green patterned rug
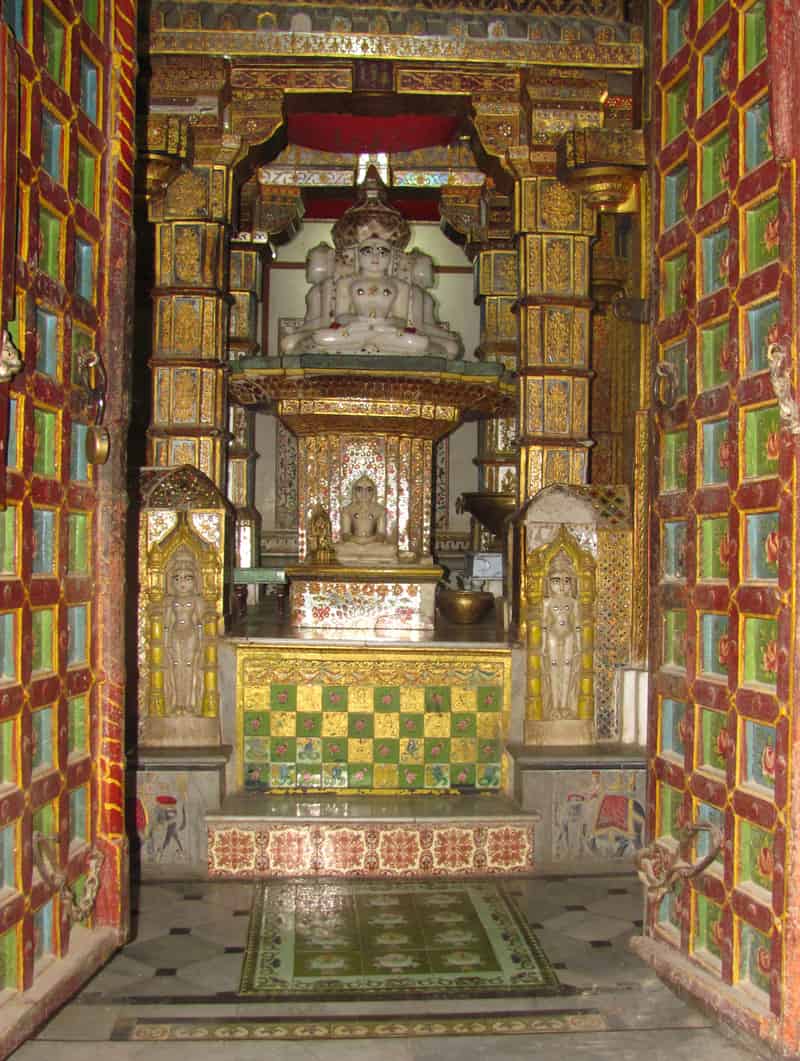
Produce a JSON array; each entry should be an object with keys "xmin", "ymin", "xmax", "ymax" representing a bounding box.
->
[
  {"xmin": 115, "ymin": 1011, "xmax": 606, "ymax": 1042},
  {"xmin": 240, "ymin": 880, "xmax": 562, "ymax": 999}
]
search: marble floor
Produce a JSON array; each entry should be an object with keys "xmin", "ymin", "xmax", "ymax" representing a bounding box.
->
[{"xmin": 14, "ymin": 874, "xmax": 758, "ymax": 1059}]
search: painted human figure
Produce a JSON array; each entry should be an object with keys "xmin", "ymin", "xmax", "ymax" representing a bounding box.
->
[
  {"xmin": 341, "ymin": 475, "xmax": 386, "ymax": 544},
  {"xmin": 163, "ymin": 551, "xmax": 205, "ymax": 715},
  {"xmin": 541, "ymin": 550, "xmax": 581, "ymax": 719}
]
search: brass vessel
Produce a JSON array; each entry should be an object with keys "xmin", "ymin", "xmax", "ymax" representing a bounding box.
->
[{"xmin": 437, "ymin": 588, "xmax": 494, "ymax": 625}]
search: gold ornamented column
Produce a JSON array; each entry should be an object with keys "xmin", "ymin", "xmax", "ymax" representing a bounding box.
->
[
  {"xmin": 513, "ymin": 168, "xmax": 596, "ymax": 500},
  {"xmin": 227, "ymin": 238, "xmax": 270, "ymax": 568},
  {"xmin": 147, "ymin": 157, "xmax": 231, "ymax": 486}
]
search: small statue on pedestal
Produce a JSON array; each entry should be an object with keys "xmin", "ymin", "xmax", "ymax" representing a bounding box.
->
[
  {"xmin": 307, "ymin": 505, "xmax": 336, "ymax": 564},
  {"xmin": 541, "ymin": 550, "xmax": 582, "ymax": 720},
  {"xmin": 163, "ymin": 549, "xmax": 207, "ymax": 716}
]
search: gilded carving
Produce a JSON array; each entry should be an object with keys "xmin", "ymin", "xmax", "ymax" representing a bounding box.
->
[
  {"xmin": 545, "ymin": 308, "xmax": 572, "ymax": 364},
  {"xmin": 544, "ymin": 379, "xmax": 570, "ymax": 434},
  {"xmin": 174, "ymin": 227, "xmax": 202, "ymax": 283},
  {"xmin": 165, "ymin": 170, "xmax": 208, "ymax": 218},
  {"xmin": 545, "ymin": 238, "xmax": 571, "ymax": 293},
  {"xmin": 539, "ymin": 181, "xmax": 580, "ymax": 231},
  {"xmin": 172, "ymin": 368, "xmax": 199, "ymax": 424},
  {"xmin": 143, "ymin": 464, "xmax": 225, "ymax": 510},
  {"xmin": 173, "ymin": 299, "xmax": 201, "ymax": 354}
]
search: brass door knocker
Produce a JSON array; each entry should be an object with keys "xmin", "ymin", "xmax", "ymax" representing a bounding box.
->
[
  {"xmin": 652, "ymin": 360, "xmax": 680, "ymax": 413},
  {"xmin": 77, "ymin": 348, "xmax": 110, "ymax": 463}
]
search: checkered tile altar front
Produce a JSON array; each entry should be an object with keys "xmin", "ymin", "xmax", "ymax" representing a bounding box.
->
[{"xmin": 237, "ymin": 645, "xmax": 512, "ymax": 793}]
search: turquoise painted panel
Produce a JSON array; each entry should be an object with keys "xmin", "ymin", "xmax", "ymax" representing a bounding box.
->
[
  {"xmin": 67, "ymin": 605, "xmax": 88, "ymax": 667},
  {"xmin": 31, "ymin": 509, "xmax": 55, "ymax": 576}
]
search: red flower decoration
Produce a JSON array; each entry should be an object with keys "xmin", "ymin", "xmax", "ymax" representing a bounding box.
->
[
  {"xmin": 762, "ymin": 640, "xmax": 779, "ymax": 675},
  {"xmin": 763, "ymin": 213, "xmax": 780, "ymax": 253},
  {"xmin": 716, "ymin": 728, "xmax": 733, "ymax": 760},
  {"xmin": 757, "ymin": 846, "xmax": 774, "ymax": 880},
  {"xmin": 761, "ymin": 743, "xmax": 776, "ymax": 780},
  {"xmin": 764, "ymin": 530, "xmax": 779, "ymax": 567},
  {"xmin": 766, "ymin": 431, "xmax": 781, "ymax": 462},
  {"xmin": 757, "ymin": 946, "xmax": 772, "ymax": 976},
  {"xmin": 718, "ymin": 435, "xmax": 733, "ymax": 469},
  {"xmin": 717, "ymin": 636, "xmax": 732, "ymax": 668}
]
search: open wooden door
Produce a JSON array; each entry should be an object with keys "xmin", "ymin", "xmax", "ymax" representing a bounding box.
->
[
  {"xmin": 638, "ymin": 0, "xmax": 800, "ymax": 1051},
  {"xmin": 0, "ymin": 0, "xmax": 135, "ymax": 1052}
]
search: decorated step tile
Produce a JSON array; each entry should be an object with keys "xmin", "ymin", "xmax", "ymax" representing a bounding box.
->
[
  {"xmin": 662, "ymin": 519, "xmax": 688, "ymax": 579},
  {"xmin": 743, "ymin": 404, "xmax": 780, "ymax": 479},
  {"xmin": 745, "ymin": 97, "xmax": 773, "ymax": 172},
  {"xmin": 744, "ymin": 196, "xmax": 780, "ymax": 273},
  {"xmin": 744, "ymin": 511, "xmax": 779, "ymax": 581},
  {"xmin": 661, "ymin": 428, "xmax": 689, "ymax": 492},
  {"xmin": 738, "ymin": 819, "xmax": 774, "ymax": 894},
  {"xmin": 741, "ymin": 720, "xmax": 776, "ymax": 793},
  {"xmin": 745, "ymin": 298, "xmax": 780, "ymax": 374},
  {"xmin": 700, "ymin": 320, "xmax": 732, "ymax": 390},
  {"xmin": 700, "ymin": 613, "xmax": 730, "ymax": 679},
  {"xmin": 742, "ymin": 616, "xmax": 779, "ymax": 688},
  {"xmin": 701, "ymin": 130, "xmax": 730, "ymax": 204}
]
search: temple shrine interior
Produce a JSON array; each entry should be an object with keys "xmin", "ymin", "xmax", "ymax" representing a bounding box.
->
[{"xmin": 0, "ymin": 0, "xmax": 799, "ymax": 1057}]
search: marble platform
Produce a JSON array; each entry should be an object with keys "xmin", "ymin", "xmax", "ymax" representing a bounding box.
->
[{"xmin": 206, "ymin": 793, "xmax": 538, "ymax": 879}]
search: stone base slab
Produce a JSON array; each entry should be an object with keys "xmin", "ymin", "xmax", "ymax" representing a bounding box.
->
[{"xmin": 206, "ymin": 819, "xmax": 535, "ymax": 879}]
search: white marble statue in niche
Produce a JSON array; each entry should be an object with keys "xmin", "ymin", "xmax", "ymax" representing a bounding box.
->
[
  {"xmin": 280, "ymin": 168, "xmax": 462, "ymax": 358},
  {"xmin": 541, "ymin": 549, "xmax": 582, "ymax": 720},
  {"xmin": 336, "ymin": 475, "xmax": 397, "ymax": 564},
  {"xmin": 163, "ymin": 548, "xmax": 206, "ymax": 715}
]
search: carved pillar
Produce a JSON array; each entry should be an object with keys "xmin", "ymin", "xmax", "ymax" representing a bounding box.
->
[
  {"xmin": 227, "ymin": 238, "xmax": 270, "ymax": 567},
  {"xmin": 513, "ymin": 169, "xmax": 596, "ymax": 500},
  {"xmin": 146, "ymin": 159, "xmax": 232, "ymax": 488}
]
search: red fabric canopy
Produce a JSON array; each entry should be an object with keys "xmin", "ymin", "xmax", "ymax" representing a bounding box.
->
[
  {"xmin": 287, "ymin": 112, "xmax": 460, "ymax": 154},
  {"xmin": 302, "ymin": 195, "xmax": 441, "ymax": 222}
]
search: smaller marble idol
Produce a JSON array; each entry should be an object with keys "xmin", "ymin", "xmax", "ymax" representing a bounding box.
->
[{"xmin": 280, "ymin": 169, "xmax": 462, "ymax": 358}]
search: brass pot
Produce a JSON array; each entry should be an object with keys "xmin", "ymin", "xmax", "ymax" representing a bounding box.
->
[{"xmin": 437, "ymin": 588, "xmax": 494, "ymax": 625}]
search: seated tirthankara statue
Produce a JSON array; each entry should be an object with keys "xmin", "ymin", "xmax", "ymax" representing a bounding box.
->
[
  {"xmin": 336, "ymin": 475, "xmax": 398, "ymax": 564},
  {"xmin": 280, "ymin": 168, "xmax": 462, "ymax": 358}
]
